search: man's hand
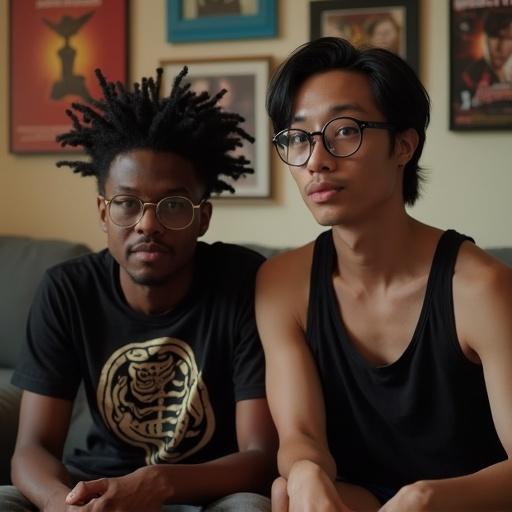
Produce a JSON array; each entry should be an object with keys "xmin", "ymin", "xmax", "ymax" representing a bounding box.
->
[
  {"xmin": 379, "ymin": 481, "xmax": 433, "ymax": 512},
  {"xmin": 65, "ymin": 467, "xmax": 165, "ymax": 511},
  {"xmin": 283, "ymin": 460, "xmax": 353, "ymax": 512}
]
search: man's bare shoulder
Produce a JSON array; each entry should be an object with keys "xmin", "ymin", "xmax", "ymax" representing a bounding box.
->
[
  {"xmin": 454, "ymin": 241, "xmax": 512, "ymax": 356},
  {"xmin": 256, "ymin": 242, "xmax": 316, "ymax": 332},
  {"xmin": 257, "ymin": 242, "xmax": 315, "ymax": 288},
  {"xmin": 455, "ymin": 241, "xmax": 512, "ymax": 292}
]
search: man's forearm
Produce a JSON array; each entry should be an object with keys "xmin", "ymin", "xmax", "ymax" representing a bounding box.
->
[
  {"xmin": 403, "ymin": 459, "xmax": 512, "ymax": 512},
  {"xmin": 11, "ymin": 445, "xmax": 72, "ymax": 510},
  {"xmin": 277, "ymin": 436, "xmax": 337, "ymax": 482},
  {"xmin": 142, "ymin": 448, "xmax": 276, "ymax": 505}
]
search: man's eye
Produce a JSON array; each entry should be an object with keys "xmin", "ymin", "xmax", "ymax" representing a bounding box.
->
[
  {"xmin": 162, "ymin": 199, "xmax": 186, "ymax": 211},
  {"xmin": 114, "ymin": 198, "xmax": 139, "ymax": 209},
  {"xmin": 335, "ymin": 126, "xmax": 358, "ymax": 138},
  {"xmin": 288, "ymin": 132, "xmax": 308, "ymax": 146}
]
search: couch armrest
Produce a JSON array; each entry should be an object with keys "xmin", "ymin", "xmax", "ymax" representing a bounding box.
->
[
  {"xmin": 0, "ymin": 369, "xmax": 21, "ymax": 484},
  {"xmin": 0, "ymin": 236, "xmax": 92, "ymax": 484}
]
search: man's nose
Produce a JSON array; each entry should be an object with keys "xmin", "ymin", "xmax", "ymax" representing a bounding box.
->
[
  {"xmin": 135, "ymin": 204, "xmax": 165, "ymax": 234},
  {"xmin": 306, "ymin": 134, "xmax": 336, "ymax": 174}
]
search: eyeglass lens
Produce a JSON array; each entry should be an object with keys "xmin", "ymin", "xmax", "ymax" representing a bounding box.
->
[
  {"xmin": 108, "ymin": 195, "xmax": 195, "ymax": 230},
  {"xmin": 275, "ymin": 117, "xmax": 363, "ymax": 166}
]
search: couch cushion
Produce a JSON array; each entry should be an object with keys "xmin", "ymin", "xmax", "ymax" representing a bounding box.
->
[{"xmin": 0, "ymin": 236, "xmax": 91, "ymax": 368}]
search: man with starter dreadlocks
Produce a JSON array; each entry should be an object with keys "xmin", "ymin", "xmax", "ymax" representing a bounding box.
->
[{"xmin": 0, "ymin": 68, "xmax": 276, "ymax": 511}]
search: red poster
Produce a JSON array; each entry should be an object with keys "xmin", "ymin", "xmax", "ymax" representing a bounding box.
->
[
  {"xmin": 450, "ymin": 0, "xmax": 512, "ymax": 130},
  {"xmin": 10, "ymin": 0, "xmax": 128, "ymax": 153}
]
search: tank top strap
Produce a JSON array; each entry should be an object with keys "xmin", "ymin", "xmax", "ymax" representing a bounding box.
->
[
  {"xmin": 307, "ymin": 230, "xmax": 335, "ymax": 332},
  {"xmin": 422, "ymin": 229, "xmax": 474, "ymax": 344},
  {"xmin": 427, "ymin": 229, "xmax": 475, "ymax": 305}
]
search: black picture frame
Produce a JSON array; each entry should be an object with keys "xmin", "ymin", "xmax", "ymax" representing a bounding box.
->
[
  {"xmin": 449, "ymin": 0, "xmax": 512, "ymax": 131},
  {"xmin": 310, "ymin": 0, "xmax": 419, "ymax": 72}
]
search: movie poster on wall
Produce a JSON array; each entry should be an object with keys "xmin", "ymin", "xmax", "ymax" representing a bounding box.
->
[
  {"xmin": 9, "ymin": 0, "xmax": 128, "ymax": 153},
  {"xmin": 450, "ymin": 0, "xmax": 512, "ymax": 130}
]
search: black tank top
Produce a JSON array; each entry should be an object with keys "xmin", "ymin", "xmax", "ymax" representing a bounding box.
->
[{"xmin": 306, "ymin": 229, "xmax": 506, "ymax": 488}]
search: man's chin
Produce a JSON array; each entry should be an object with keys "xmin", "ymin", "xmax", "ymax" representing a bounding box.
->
[
  {"xmin": 128, "ymin": 271, "xmax": 171, "ymax": 287},
  {"xmin": 312, "ymin": 211, "xmax": 344, "ymax": 227}
]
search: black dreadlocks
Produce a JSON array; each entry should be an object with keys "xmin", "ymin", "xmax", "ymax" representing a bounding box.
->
[{"xmin": 56, "ymin": 67, "xmax": 254, "ymax": 197}]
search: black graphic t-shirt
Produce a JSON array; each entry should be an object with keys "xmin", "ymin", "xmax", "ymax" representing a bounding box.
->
[{"xmin": 12, "ymin": 242, "xmax": 266, "ymax": 477}]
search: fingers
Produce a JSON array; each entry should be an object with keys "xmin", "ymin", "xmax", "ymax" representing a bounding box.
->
[
  {"xmin": 66, "ymin": 478, "xmax": 107, "ymax": 505},
  {"xmin": 272, "ymin": 477, "xmax": 289, "ymax": 512}
]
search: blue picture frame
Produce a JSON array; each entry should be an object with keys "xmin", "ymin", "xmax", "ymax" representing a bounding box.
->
[{"xmin": 167, "ymin": 0, "xmax": 277, "ymax": 42}]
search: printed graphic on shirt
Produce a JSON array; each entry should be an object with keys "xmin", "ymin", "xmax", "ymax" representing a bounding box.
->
[{"xmin": 97, "ymin": 337, "xmax": 215, "ymax": 464}]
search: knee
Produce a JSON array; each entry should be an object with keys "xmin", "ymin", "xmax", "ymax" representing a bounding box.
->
[
  {"xmin": 0, "ymin": 485, "xmax": 35, "ymax": 511},
  {"xmin": 206, "ymin": 492, "xmax": 271, "ymax": 511}
]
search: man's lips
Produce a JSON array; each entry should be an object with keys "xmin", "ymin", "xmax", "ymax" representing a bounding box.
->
[
  {"xmin": 130, "ymin": 242, "xmax": 170, "ymax": 254},
  {"xmin": 128, "ymin": 242, "xmax": 171, "ymax": 262},
  {"xmin": 306, "ymin": 181, "xmax": 344, "ymax": 203}
]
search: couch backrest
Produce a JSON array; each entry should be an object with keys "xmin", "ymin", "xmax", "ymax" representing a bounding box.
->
[
  {"xmin": 0, "ymin": 236, "xmax": 91, "ymax": 368},
  {"xmin": 486, "ymin": 247, "xmax": 512, "ymax": 267},
  {"xmin": 246, "ymin": 244, "xmax": 512, "ymax": 267}
]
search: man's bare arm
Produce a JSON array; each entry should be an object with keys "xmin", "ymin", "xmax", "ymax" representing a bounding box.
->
[
  {"xmin": 255, "ymin": 247, "xmax": 337, "ymax": 481},
  {"xmin": 11, "ymin": 391, "xmax": 75, "ymax": 511}
]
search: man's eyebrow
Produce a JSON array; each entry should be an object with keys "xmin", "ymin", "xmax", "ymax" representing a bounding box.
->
[
  {"xmin": 113, "ymin": 185, "xmax": 137, "ymax": 193},
  {"xmin": 330, "ymin": 103, "xmax": 367, "ymax": 115},
  {"xmin": 112, "ymin": 185, "xmax": 191, "ymax": 196},
  {"xmin": 291, "ymin": 103, "xmax": 367, "ymax": 123}
]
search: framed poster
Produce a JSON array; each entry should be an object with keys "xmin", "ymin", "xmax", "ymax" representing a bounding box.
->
[
  {"xmin": 450, "ymin": 0, "xmax": 512, "ymax": 130},
  {"xmin": 167, "ymin": 0, "xmax": 277, "ymax": 42},
  {"xmin": 9, "ymin": 0, "xmax": 128, "ymax": 153},
  {"xmin": 162, "ymin": 57, "xmax": 271, "ymax": 198},
  {"xmin": 310, "ymin": 0, "xmax": 419, "ymax": 72}
]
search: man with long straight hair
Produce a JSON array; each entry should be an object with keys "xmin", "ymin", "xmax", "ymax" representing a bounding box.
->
[{"xmin": 257, "ymin": 37, "xmax": 512, "ymax": 511}]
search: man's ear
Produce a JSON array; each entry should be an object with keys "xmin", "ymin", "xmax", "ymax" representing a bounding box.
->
[
  {"xmin": 198, "ymin": 201, "xmax": 212, "ymax": 237},
  {"xmin": 97, "ymin": 196, "xmax": 108, "ymax": 233},
  {"xmin": 395, "ymin": 128, "xmax": 419, "ymax": 167}
]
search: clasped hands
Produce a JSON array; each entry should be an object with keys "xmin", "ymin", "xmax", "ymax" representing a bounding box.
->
[{"xmin": 62, "ymin": 468, "xmax": 163, "ymax": 512}]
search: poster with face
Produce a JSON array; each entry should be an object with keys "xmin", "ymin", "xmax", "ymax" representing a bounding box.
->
[
  {"xmin": 450, "ymin": 0, "xmax": 512, "ymax": 130},
  {"xmin": 310, "ymin": 0, "xmax": 419, "ymax": 72},
  {"xmin": 321, "ymin": 8, "xmax": 405, "ymax": 58}
]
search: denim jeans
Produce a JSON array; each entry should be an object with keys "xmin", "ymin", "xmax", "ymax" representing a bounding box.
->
[
  {"xmin": 0, "ymin": 487, "xmax": 270, "ymax": 512},
  {"xmin": 0, "ymin": 466, "xmax": 270, "ymax": 511}
]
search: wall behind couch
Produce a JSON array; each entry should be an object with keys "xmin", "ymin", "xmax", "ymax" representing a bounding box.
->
[{"xmin": 1, "ymin": 0, "xmax": 511, "ymax": 251}]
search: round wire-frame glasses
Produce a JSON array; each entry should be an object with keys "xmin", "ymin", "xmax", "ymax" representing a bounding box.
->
[
  {"xmin": 272, "ymin": 116, "xmax": 396, "ymax": 167},
  {"xmin": 103, "ymin": 194, "xmax": 202, "ymax": 230}
]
